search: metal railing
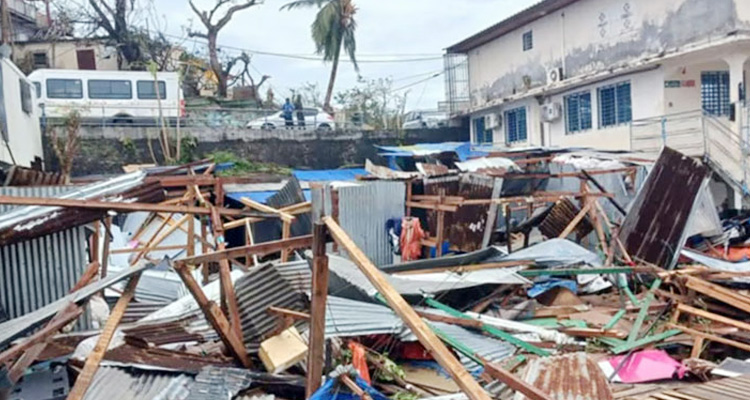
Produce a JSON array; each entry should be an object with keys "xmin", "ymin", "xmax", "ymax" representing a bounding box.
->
[{"xmin": 630, "ymin": 109, "xmax": 750, "ymax": 192}]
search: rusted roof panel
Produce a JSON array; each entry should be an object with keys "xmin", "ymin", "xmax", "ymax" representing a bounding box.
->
[
  {"xmin": 424, "ymin": 174, "xmax": 497, "ymax": 252},
  {"xmin": 538, "ymin": 197, "xmax": 593, "ymax": 239},
  {"xmin": 618, "ymin": 147, "xmax": 709, "ymax": 268},
  {"xmin": 514, "ymin": 352, "xmax": 613, "ymax": 400}
]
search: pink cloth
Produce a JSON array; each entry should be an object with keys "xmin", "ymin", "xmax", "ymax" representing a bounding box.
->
[{"xmin": 608, "ymin": 350, "xmax": 687, "ymax": 383}]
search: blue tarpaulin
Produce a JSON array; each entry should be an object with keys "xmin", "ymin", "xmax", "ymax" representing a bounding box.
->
[
  {"xmin": 375, "ymin": 142, "xmax": 484, "ymax": 162},
  {"xmin": 527, "ymin": 278, "xmax": 578, "ymax": 298},
  {"xmin": 309, "ymin": 375, "xmax": 389, "ymax": 400},
  {"xmin": 293, "ymin": 168, "xmax": 368, "ymax": 182},
  {"xmin": 226, "ymin": 190, "xmax": 311, "ymax": 204}
]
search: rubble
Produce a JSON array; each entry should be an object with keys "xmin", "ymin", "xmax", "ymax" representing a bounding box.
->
[{"xmin": 2, "ymin": 146, "xmax": 750, "ymax": 400}]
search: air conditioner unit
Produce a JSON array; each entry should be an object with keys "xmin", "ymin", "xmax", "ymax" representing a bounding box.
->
[
  {"xmin": 542, "ymin": 102, "xmax": 563, "ymax": 122},
  {"xmin": 547, "ymin": 67, "xmax": 564, "ymax": 85},
  {"xmin": 484, "ymin": 113, "xmax": 501, "ymax": 129}
]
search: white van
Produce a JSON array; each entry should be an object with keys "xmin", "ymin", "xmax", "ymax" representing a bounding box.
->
[{"xmin": 28, "ymin": 69, "xmax": 183, "ymax": 125}]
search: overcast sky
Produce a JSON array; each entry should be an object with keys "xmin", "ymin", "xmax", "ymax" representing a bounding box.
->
[{"xmin": 151, "ymin": 0, "xmax": 539, "ymax": 110}]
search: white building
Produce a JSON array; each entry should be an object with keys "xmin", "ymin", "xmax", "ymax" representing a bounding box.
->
[
  {"xmin": 0, "ymin": 51, "xmax": 43, "ymax": 167},
  {"xmin": 446, "ymin": 0, "xmax": 750, "ymax": 200}
]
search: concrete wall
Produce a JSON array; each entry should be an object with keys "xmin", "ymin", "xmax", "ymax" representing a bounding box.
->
[
  {"xmin": 13, "ymin": 41, "xmax": 119, "ymax": 72},
  {"xmin": 467, "ymin": 0, "xmax": 750, "ymax": 108},
  {"xmin": 0, "ymin": 58, "xmax": 43, "ymax": 166},
  {"xmin": 43, "ymin": 126, "xmax": 469, "ymax": 176}
]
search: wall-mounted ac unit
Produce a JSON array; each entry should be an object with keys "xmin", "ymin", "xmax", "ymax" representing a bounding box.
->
[
  {"xmin": 546, "ymin": 67, "xmax": 564, "ymax": 85},
  {"xmin": 542, "ymin": 102, "xmax": 563, "ymax": 122},
  {"xmin": 484, "ymin": 113, "xmax": 501, "ymax": 129}
]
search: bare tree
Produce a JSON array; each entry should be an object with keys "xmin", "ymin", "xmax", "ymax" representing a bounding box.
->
[
  {"xmin": 225, "ymin": 52, "xmax": 270, "ymax": 103},
  {"xmin": 85, "ymin": 0, "xmax": 142, "ymax": 67},
  {"xmin": 188, "ymin": 0, "xmax": 261, "ymax": 98}
]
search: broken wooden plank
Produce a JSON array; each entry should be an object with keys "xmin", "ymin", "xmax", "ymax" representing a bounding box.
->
[
  {"xmin": 685, "ymin": 276, "xmax": 750, "ymax": 314},
  {"xmin": 66, "ymin": 273, "xmax": 142, "ymax": 400},
  {"xmin": 610, "ymin": 329, "xmax": 682, "ymax": 354},
  {"xmin": 173, "ymin": 263, "xmax": 251, "ymax": 368},
  {"xmin": 0, "ymin": 195, "xmax": 274, "ymax": 218},
  {"xmin": 483, "ymin": 361, "xmax": 552, "ymax": 400},
  {"xmin": 560, "ymin": 327, "xmax": 626, "ymax": 339},
  {"xmin": 558, "ymin": 200, "xmax": 594, "ymax": 239},
  {"xmin": 676, "ymin": 303, "xmax": 750, "ymax": 332},
  {"xmin": 306, "ymin": 223, "xmax": 330, "ymax": 397},
  {"xmin": 268, "ymin": 306, "xmax": 310, "ymax": 321},
  {"xmin": 0, "ymin": 303, "xmax": 82, "ymax": 365},
  {"xmin": 392, "ymin": 260, "xmax": 534, "ymax": 275},
  {"xmin": 176, "ymin": 235, "xmax": 313, "ymax": 266},
  {"xmin": 323, "ymin": 217, "xmax": 491, "ymax": 400},
  {"xmin": 210, "ymin": 207, "xmax": 243, "ymax": 342},
  {"xmin": 239, "ymin": 197, "xmax": 295, "ymax": 223},
  {"xmin": 668, "ymin": 323, "xmax": 750, "ymax": 352}
]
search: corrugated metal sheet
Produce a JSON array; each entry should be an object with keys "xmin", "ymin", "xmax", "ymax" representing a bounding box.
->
[
  {"xmin": 0, "ymin": 260, "xmax": 156, "ymax": 347},
  {"xmin": 0, "ymin": 186, "xmax": 90, "ymax": 328},
  {"xmin": 337, "ymin": 181, "xmax": 405, "ymax": 266},
  {"xmin": 185, "ymin": 366, "xmax": 255, "ymax": 400},
  {"xmin": 83, "ymin": 366, "xmax": 192, "ymax": 400},
  {"xmin": 424, "ymin": 174, "xmax": 496, "ymax": 252},
  {"xmin": 619, "ymin": 147, "xmax": 709, "ymax": 269},
  {"xmin": 643, "ymin": 374, "xmax": 750, "ymax": 400},
  {"xmin": 235, "ymin": 263, "xmax": 309, "ymax": 352},
  {"xmin": 514, "ymin": 352, "xmax": 613, "ymax": 400},
  {"xmin": 250, "ymin": 177, "xmax": 312, "ymax": 243},
  {"xmin": 325, "ymin": 296, "xmax": 404, "ymax": 338},
  {"xmin": 400, "ymin": 321, "xmax": 516, "ymax": 372}
]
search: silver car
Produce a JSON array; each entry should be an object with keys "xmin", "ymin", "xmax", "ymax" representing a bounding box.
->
[{"xmin": 246, "ymin": 107, "xmax": 335, "ymax": 131}]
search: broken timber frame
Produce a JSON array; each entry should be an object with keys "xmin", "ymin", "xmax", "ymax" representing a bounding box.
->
[
  {"xmin": 322, "ymin": 216, "xmax": 491, "ymax": 400},
  {"xmin": 306, "ymin": 223, "xmax": 330, "ymax": 397}
]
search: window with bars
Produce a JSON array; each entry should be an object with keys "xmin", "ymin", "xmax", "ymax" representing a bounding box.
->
[
  {"xmin": 522, "ymin": 31, "xmax": 533, "ymax": 51},
  {"xmin": 565, "ymin": 91, "xmax": 592, "ymax": 134},
  {"xmin": 473, "ymin": 117, "xmax": 493, "ymax": 144},
  {"xmin": 598, "ymin": 81, "xmax": 631, "ymax": 127},
  {"xmin": 505, "ymin": 107, "xmax": 527, "ymax": 143},
  {"xmin": 701, "ymin": 71, "xmax": 730, "ymax": 116}
]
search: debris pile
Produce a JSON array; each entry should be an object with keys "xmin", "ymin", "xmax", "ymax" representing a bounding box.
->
[{"xmin": 1, "ymin": 146, "xmax": 750, "ymax": 400}]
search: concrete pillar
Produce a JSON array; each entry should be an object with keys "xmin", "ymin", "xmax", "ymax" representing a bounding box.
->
[{"xmin": 724, "ymin": 54, "xmax": 748, "ymax": 134}]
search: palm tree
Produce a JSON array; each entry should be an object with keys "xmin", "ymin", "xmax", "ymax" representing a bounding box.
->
[{"xmin": 282, "ymin": 0, "xmax": 358, "ymax": 113}]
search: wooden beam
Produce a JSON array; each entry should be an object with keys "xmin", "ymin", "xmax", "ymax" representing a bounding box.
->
[
  {"xmin": 176, "ymin": 235, "xmax": 313, "ymax": 266},
  {"xmin": 110, "ymin": 245, "xmax": 187, "ymax": 254},
  {"xmin": 131, "ymin": 214, "xmax": 190, "ymax": 265},
  {"xmin": 100, "ymin": 218, "xmax": 111, "ymax": 278},
  {"xmin": 306, "ymin": 223, "xmax": 330, "ymax": 397},
  {"xmin": 323, "ymin": 217, "xmax": 491, "ymax": 400},
  {"xmin": 677, "ymin": 304, "xmax": 750, "ymax": 332},
  {"xmin": 281, "ymin": 220, "xmax": 292, "ymax": 262},
  {"xmin": 406, "ymin": 201, "xmax": 459, "ymax": 213},
  {"xmin": 483, "ymin": 361, "xmax": 552, "ymax": 400},
  {"xmin": 0, "ymin": 195, "xmax": 275, "ymax": 218},
  {"xmin": 558, "ymin": 201, "xmax": 594, "ymax": 238},
  {"xmin": 268, "ymin": 306, "xmax": 310, "ymax": 320},
  {"xmin": 685, "ymin": 276, "xmax": 750, "ymax": 314},
  {"xmin": 224, "ymin": 216, "xmax": 263, "ymax": 230},
  {"xmin": 71, "ymin": 261, "xmax": 101, "ymax": 293},
  {"xmin": 279, "ymin": 201, "xmax": 312, "ymax": 215},
  {"xmin": 0, "ymin": 303, "xmax": 82, "ymax": 365},
  {"xmin": 239, "ymin": 197, "xmax": 295, "ymax": 223},
  {"xmin": 668, "ymin": 323, "xmax": 750, "ymax": 352},
  {"xmin": 66, "ymin": 273, "xmax": 141, "ymax": 400},
  {"xmin": 173, "ymin": 264, "xmax": 251, "ymax": 367},
  {"xmin": 210, "ymin": 207, "xmax": 243, "ymax": 342}
]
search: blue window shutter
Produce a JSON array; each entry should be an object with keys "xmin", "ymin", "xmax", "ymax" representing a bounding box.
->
[
  {"xmin": 616, "ymin": 83, "xmax": 632, "ymax": 123},
  {"xmin": 599, "ymin": 86, "xmax": 616, "ymax": 127},
  {"xmin": 566, "ymin": 95, "xmax": 579, "ymax": 133},
  {"xmin": 580, "ymin": 92, "xmax": 592, "ymax": 129}
]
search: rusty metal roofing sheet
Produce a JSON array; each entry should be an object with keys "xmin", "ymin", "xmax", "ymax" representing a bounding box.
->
[
  {"xmin": 618, "ymin": 147, "xmax": 709, "ymax": 269},
  {"xmin": 423, "ymin": 174, "xmax": 497, "ymax": 252},
  {"xmin": 514, "ymin": 352, "xmax": 613, "ymax": 400},
  {"xmin": 538, "ymin": 197, "xmax": 593, "ymax": 239}
]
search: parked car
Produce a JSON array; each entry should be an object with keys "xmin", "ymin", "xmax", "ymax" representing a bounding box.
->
[
  {"xmin": 402, "ymin": 110, "xmax": 448, "ymax": 129},
  {"xmin": 246, "ymin": 107, "xmax": 335, "ymax": 130}
]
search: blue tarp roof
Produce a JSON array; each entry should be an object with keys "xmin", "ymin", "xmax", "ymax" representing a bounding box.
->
[
  {"xmin": 375, "ymin": 142, "xmax": 480, "ymax": 161},
  {"xmin": 226, "ymin": 189, "xmax": 311, "ymax": 204},
  {"xmin": 293, "ymin": 168, "xmax": 367, "ymax": 182}
]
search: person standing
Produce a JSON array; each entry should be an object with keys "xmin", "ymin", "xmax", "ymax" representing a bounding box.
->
[
  {"xmin": 294, "ymin": 94, "xmax": 305, "ymax": 128},
  {"xmin": 282, "ymin": 98, "xmax": 294, "ymax": 129}
]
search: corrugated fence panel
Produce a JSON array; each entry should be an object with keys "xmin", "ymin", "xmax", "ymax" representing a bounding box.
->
[
  {"xmin": 0, "ymin": 186, "xmax": 90, "ymax": 328},
  {"xmin": 337, "ymin": 181, "xmax": 405, "ymax": 266}
]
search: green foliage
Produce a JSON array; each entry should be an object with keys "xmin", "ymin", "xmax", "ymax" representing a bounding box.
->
[
  {"xmin": 208, "ymin": 151, "xmax": 291, "ymax": 176},
  {"xmin": 335, "ymin": 78, "xmax": 407, "ymax": 130},
  {"xmin": 119, "ymin": 137, "xmax": 137, "ymax": 156},
  {"xmin": 391, "ymin": 392, "xmax": 419, "ymax": 400},
  {"xmin": 179, "ymin": 135, "xmax": 199, "ymax": 163},
  {"xmin": 372, "ymin": 354, "xmax": 405, "ymax": 383}
]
